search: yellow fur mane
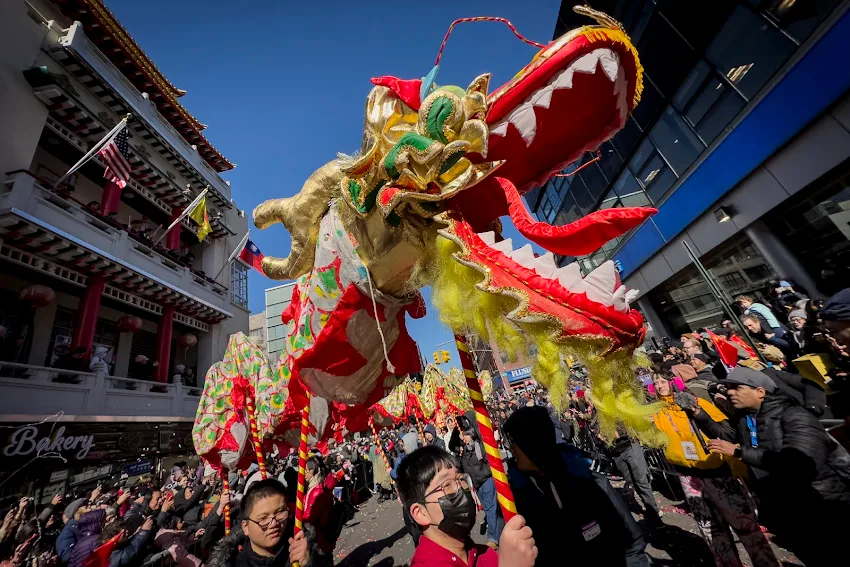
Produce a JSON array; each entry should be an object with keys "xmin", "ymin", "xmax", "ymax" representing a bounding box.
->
[{"xmin": 417, "ymin": 234, "xmax": 664, "ymax": 447}]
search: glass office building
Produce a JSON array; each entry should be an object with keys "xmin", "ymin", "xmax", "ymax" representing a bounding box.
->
[
  {"xmin": 264, "ymin": 283, "xmax": 295, "ymax": 362},
  {"xmin": 527, "ymin": 0, "xmax": 850, "ymax": 338}
]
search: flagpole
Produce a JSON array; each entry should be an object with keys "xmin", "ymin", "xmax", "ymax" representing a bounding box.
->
[
  {"xmin": 54, "ymin": 114, "xmax": 130, "ymax": 188},
  {"xmin": 152, "ymin": 187, "xmax": 208, "ymax": 245},
  {"xmin": 212, "ymin": 230, "xmax": 250, "ymax": 283}
]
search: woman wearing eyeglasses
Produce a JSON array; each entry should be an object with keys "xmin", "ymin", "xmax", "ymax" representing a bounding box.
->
[{"xmin": 208, "ymin": 479, "xmax": 312, "ymax": 567}]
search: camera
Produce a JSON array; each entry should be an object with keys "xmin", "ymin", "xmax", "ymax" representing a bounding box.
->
[{"xmin": 707, "ymin": 382, "xmax": 728, "ymax": 398}]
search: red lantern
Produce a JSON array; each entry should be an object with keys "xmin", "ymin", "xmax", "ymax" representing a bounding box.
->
[
  {"xmin": 177, "ymin": 333, "xmax": 198, "ymax": 348},
  {"xmin": 19, "ymin": 285, "xmax": 55, "ymax": 307},
  {"xmin": 117, "ymin": 315, "xmax": 143, "ymax": 333}
]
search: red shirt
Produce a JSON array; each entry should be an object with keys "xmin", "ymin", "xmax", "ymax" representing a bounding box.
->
[{"xmin": 410, "ymin": 535, "xmax": 498, "ymax": 567}]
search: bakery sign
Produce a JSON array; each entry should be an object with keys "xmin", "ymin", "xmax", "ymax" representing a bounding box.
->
[{"xmin": 3, "ymin": 425, "xmax": 95, "ymax": 460}]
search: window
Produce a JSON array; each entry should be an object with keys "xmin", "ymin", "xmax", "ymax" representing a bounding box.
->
[
  {"xmin": 524, "ymin": 186, "xmax": 542, "ymax": 212},
  {"xmin": 657, "ymin": 0, "xmax": 737, "ymax": 51},
  {"xmin": 577, "ymin": 159, "xmax": 609, "ymax": 202},
  {"xmin": 46, "ymin": 308, "xmax": 118, "ymax": 368},
  {"xmin": 648, "ymin": 107, "xmax": 705, "ymax": 176},
  {"xmin": 231, "ymin": 262, "xmax": 249, "ymax": 308},
  {"xmin": 637, "ymin": 12, "xmax": 698, "ymax": 97},
  {"xmin": 763, "ymin": 163, "xmax": 850, "ymax": 294},
  {"xmin": 752, "ymin": 0, "xmax": 843, "ymax": 42},
  {"xmin": 597, "ymin": 142, "xmax": 624, "ymax": 182},
  {"xmin": 630, "ymin": 140, "xmax": 676, "ymax": 204},
  {"xmin": 600, "ymin": 189, "xmax": 619, "ymax": 210},
  {"xmin": 674, "ymin": 60, "xmax": 747, "ymax": 144},
  {"xmin": 621, "ymin": 0, "xmax": 655, "ymax": 44},
  {"xmin": 630, "ymin": 79, "xmax": 664, "ymax": 130},
  {"xmin": 611, "ymin": 116, "xmax": 643, "ymax": 159},
  {"xmin": 554, "ymin": 192, "xmax": 581, "ymax": 226},
  {"xmin": 267, "ymin": 303, "xmax": 284, "ymax": 318},
  {"xmin": 706, "ymin": 5, "xmax": 796, "ymax": 99},
  {"xmin": 571, "ymin": 178, "xmax": 595, "ymax": 214}
]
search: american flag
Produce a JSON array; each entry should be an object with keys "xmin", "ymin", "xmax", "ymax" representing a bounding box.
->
[{"xmin": 97, "ymin": 127, "xmax": 131, "ymax": 188}]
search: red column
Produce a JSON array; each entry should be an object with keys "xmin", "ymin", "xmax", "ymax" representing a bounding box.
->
[
  {"xmin": 154, "ymin": 306, "xmax": 174, "ymax": 383},
  {"xmin": 70, "ymin": 274, "xmax": 105, "ymax": 358},
  {"xmin": 99, "ymin": 180, "xmax": 122, "ymax": 216},
  {"xmin": 166, "ymin": 207, "xmax": 184, "ymax": 250}
]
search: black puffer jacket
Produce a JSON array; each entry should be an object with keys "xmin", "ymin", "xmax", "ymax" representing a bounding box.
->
[{"xmin": 694, "ymin": 393, "xmax": 850, "ymax": 509}]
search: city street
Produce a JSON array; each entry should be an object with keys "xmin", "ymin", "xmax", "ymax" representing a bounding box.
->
[{"xmin": 333, "ymin": 481, "xmax": 804, "ymax": 567}]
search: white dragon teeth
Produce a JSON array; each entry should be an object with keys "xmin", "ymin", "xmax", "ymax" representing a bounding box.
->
[
  {"xmin": 597, "ymin": 49, "xmax": 620, "ymax": 82},
  {"xmin": 490, "ymin": 120, "xmax": 509, "ymax": 137},
  {"xmin": 531, "ymin": 252, "xmax": 558, "ymax": 278},
  {"xmin": 490, "ymin": 238, "xmax": 513, "ymax": 255},
  {"xmin": 477, "ymin": 231, "xmax": 496, "ymax": 246},
  {"xmin": 529, "ymin": 85, "xmax": 554, "ymax": 109},
  {"xmin": 583, "ymin": 261, "xmax": 618, "ymax": 307},
  {"xmin": 612, "ymin": 285, "xmax": 641, "ymax": 313},
  {"xmin": 613, "ymin": 65, "xmax": 628, "ymax": 124},
  {"xmin": 473, "ymin": 235, "xmax": 643, "ymax": 309},
  {"xmin": 506, "ymin": 103, "xmax": 537, "ymax": 147},
  {"xmin": 509, "ymin": 244, "xmax": 536, "ymax": 266},
  {"xmin": 489, "ymin": 47, "xmax": 624, "ymax": 146},
  {"xmin": 551, "ymin": 67, "xmax": 575, "ymax": 89},
  {"xmin": 554, "ymin": 262, "xmax": 584, "ymax": 293},
  {"xmin": 612, "ymin": 285, "xmax": 628, "ymax": 313}
]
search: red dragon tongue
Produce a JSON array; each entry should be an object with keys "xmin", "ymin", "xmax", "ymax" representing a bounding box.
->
[{"xmin": 499, "ymin": 176, "xmax": 656, "ymax": 256}]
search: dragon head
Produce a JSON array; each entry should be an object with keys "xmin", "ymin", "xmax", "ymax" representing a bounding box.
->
[{"xmin": 254, "ymin": 8, "xmax": 661, "ymax": 441}]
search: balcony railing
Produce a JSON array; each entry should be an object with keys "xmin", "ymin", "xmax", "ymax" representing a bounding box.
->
[
  {"xmin": 2, "ymin": 171, "xmax": 231, "ymax": 310},
  {"xmin": 0, "ymin": 362, "xmax": 200, "ymax": 420}
]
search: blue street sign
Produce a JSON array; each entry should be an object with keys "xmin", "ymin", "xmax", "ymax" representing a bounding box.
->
[{"xmin": 124, "ymin": 460, "xmax": 153, "ymax": 476}]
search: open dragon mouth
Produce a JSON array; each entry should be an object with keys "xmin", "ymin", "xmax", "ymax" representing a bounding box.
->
[{"xmin": 450, "ymin": 22, "xmax": 643, "ymax": 232}]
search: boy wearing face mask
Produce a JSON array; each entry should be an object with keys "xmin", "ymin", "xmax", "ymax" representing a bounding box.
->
[{"xmin": 396, "ymin": 445, "xmax": 537, "ymax": 567}]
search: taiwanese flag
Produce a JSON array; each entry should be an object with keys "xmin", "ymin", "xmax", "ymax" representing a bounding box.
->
[{"xmin": 239, "ymin": 239, "xmax": 265, "ymax": 275}]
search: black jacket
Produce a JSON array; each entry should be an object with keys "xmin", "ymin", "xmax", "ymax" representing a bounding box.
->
[
  {"xmin": 507, "ymin": 445, "xmax": 649, "ymax": 567},
  {"xmin": 459, "ymin": 441, "xmax": 491, "ymax": 488},
  {"xmin": 693, "ymin": 393, "xmax": 850, "ymax": 525},
  {"xmin": 208, "ymin": 523, "xmax": 314, "ymax": 567}
]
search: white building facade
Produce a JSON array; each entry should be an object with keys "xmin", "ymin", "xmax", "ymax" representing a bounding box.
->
[{"xmin": 0, "ymin": 0, "xmax": 249, "ymax": 485}]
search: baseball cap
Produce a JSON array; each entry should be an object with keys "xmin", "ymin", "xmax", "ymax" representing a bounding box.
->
[
  {"xmin": 724, "ymin": 367, "xmax": 777, "ymax": 393},
  {"xmin": 690, "ymin": 353, "xmax": 710, "ymax": 363}
]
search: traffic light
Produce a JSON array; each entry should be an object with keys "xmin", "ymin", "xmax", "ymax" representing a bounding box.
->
[
  {"xmin": 441, "ymin": 350, "xmax": 451, "ymax": 363},
  {"xmin": 433, "ymin": 352, "xmax": 440, "ymax": 364}
]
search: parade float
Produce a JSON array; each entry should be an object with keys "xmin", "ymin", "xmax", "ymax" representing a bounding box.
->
[{"xmin": 195, "ymin": 6, "xmax": 657, "ymax": 529}]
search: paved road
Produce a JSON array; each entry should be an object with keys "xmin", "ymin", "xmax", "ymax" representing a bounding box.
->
[{"xmin": 333, "ymin": 481, "xmax": 803, "ymax": 566}]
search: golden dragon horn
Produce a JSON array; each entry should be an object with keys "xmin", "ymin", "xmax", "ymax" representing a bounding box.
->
[{"xmin": 253, "ymin": 160, "xmax": 343, "ymax": 280}]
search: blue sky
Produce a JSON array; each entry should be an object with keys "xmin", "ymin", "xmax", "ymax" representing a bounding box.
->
[{"xmin": 107, "ymin": 0, "xmax": 559, "ymax": 368}]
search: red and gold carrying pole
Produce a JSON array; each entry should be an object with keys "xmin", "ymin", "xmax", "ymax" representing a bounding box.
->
[
  {"xmin": 246, "ymin": 397, "xmax": 268, "ymax": 479},
  {"xmin": 293, "ymin": 393, "xmax": 311, "ymax": 536},
  {"xmin": 369, "ymin": 417, "xmax": 393, "ymax": 481},
  {"xmin": 221, "ymin": 472, "xmax": 231, "ymax": 535},
  {"xmin": 454, "ymin": 334, "xmax": 517, "ymax": 521}
]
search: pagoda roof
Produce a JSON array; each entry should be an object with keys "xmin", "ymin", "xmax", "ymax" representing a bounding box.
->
[{"xmin": 53, "ymin": 0, "xmax": 235, "ymax": 172}]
